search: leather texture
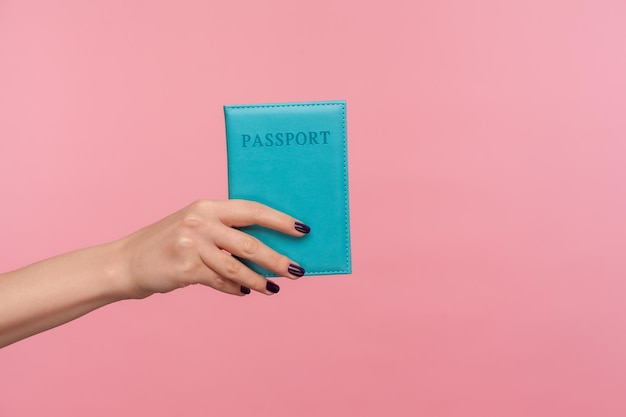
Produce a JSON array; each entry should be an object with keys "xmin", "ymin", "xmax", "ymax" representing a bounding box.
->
[{"xmin": 225, "ymin": 100, "xmax": 351, "ymax": 276}]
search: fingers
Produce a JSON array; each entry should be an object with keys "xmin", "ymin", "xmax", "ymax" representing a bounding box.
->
[
  {"xmin": 206, "ymin": 274, "xmax": 251, "ymax": 297},
  {"xmin": 212, "ymin": 223, "xmax": 305, "ymax": 280},
  {"xmin": 212, "ymin": 200, "xmax": 311, "ymax": 237},
  {"xmin": 179, "ymin": 199, "xmax": 309, "ymax": 297},
  {"xmin": 199, "ymin": 246, "xmax": 281, "ymax": 295}
]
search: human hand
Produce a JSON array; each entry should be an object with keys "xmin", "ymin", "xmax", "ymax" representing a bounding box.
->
[
  {"xmin": 116, "ymin": 199, "xmax": 309, "ymax": 299},
  {"xmin": 0, "ymin": 199, "xmax": 310, "ymax": 348}
]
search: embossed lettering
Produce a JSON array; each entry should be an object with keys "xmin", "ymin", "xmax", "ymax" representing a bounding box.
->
[
  {"xmin": 296, "ymin": 132, "xmax": 307, "ymax": 145},
  {"xmin": 241, "ymin": 131, "xmax": 331, "ymax": 147},
  {"xmin": 285, "ymin": 132, "xmax": 294, "ymax": 146}
]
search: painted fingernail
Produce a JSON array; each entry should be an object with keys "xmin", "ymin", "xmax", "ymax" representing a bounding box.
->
[
  {"xmin": 288, "ymin": 264, "xmax": 305, "ymax": 277},
  {"xmin": 294, "ymin": 222, "xmax": 311, "ymax": 234},
  {"xmin": 266, "ymin": 281, "xmax": 280, "ymax": 294},
  {"xmin": 240, "ymin": 286, "xmax": 251, "ymax": 295}
]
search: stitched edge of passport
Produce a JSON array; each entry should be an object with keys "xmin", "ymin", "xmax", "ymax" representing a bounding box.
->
[
  {"xmin": 226, "ymin": 102, "xmax": 351, "ymax": 276},
  {"xmin": 225, "ymin": 102, "xmax": 341, "ymax": 110}
]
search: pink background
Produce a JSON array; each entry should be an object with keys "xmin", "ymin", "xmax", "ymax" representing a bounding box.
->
[{"xmin": 1, "ymin": 1, "xmax": 626, "ymax": 416}]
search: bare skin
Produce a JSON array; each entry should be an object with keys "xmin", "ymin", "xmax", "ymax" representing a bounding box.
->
[{"xmin": 0, "ymin": 199, "xmax": 309, "ymax": 348}]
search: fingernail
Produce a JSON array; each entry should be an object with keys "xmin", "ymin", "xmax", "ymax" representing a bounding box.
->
[
  {"xmin": 240, "ymin": 286, "xmax": 251, "ymax": 295},
  {"xmin": 294, "ymin": 222, "xmax": 311, "ymax": 234},
  {"xmin": 266, "ymin": 281, "xmax": 280, "ymax": 294},
  {"xmin": 288, "ymin": 264, "xmax": 305, "ymax": 277}
]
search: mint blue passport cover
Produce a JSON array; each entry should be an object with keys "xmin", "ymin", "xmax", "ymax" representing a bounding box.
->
[{"xmin": 224, "ymin": 100, "xmax": 351, "ymax": 277}]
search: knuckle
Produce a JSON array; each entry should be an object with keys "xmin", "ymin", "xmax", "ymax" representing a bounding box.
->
[
  {"xmin": 170, "ymin": 233, "xmax": 199, "ymax": 276},
  {"xmin": 188, "ymin": 199, "xmax": 215, "ymax": 216},
  {"xmin": 178, "ymin": 257, "xmax": 198, "ymax": 275},
  {"xmin": 240, "ymin": 236, "xmax": 260, "ymax": 257},
  {"xmin": 224, "ymin": 258, "xmax": 241, "ymax": 278},
  {"xmin": 174, "ymin": 235, "xmax": 196, "ymax": 250},
  {"xmin": 181, "ymin": 214, "xmax": 202, "ymax": 228},
  {"xmin": 213, "ymin": 275, "xmax": 228, "ymax": 289}
]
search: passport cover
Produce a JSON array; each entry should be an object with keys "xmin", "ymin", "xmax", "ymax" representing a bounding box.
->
[{"xmin": 224, "ymin": 100, "xmax": 351, "ymax": 277}]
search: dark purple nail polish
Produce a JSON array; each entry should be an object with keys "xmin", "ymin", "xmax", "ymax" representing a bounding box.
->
[
  {"xmin": 240, "ymin": 286, "xmax": 251, "ymax": 295},
  {"xmin": 294, "ymin": 222, "xmax": 311, "ymax": 234},
  {"xmin": 266, "ymin": 281, "xmax": 280, "ymax": 294},
  {"xmin": 288, "ymin": 264, "xmax": 305, "ymax": 277}
]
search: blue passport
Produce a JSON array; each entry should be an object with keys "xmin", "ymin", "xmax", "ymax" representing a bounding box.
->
[{"xmin": 224, "ymin": 100, "xmax": 351, "ymax": 277}]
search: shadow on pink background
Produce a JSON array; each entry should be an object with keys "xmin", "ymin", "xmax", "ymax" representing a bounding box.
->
[{"xmin": 1, "ymin": 1, "xmax": 625, "ymax": 416}]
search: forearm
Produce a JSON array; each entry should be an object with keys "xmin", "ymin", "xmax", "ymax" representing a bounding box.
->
[
  {"xmin": 0, "ymin": 241, "xmax": 131, "ymax": 348},
  {"xmin": 0, "ymin": 200, "xmax": 307, "ymax": 348}
]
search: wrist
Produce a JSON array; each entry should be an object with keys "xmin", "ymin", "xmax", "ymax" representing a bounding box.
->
[{"xmin": 97, "ymin": 239, "xmax": 145, "ymax": 301}]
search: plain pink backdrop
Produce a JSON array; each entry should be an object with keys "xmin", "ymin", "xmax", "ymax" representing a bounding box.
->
[{"xmin": 1, "ymin": 1, "xmax": 626, "ymax": 416}]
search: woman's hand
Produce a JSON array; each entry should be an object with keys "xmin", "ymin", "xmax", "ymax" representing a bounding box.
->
[
  {"xmin": 117, "ymin": 199, "xmax": 309, "ymax": 299},
  {"xmin": 0, "ymin": 199, "xmax": 309, "ymax": 348}
]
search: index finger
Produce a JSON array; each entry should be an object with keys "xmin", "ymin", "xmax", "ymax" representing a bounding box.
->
[{"xmin": 212, "ymin": 200, "xmax": 310, "ymax": 236}]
